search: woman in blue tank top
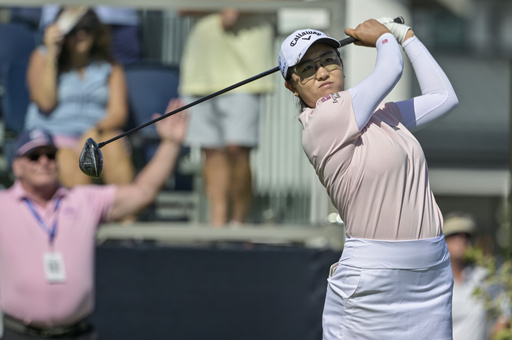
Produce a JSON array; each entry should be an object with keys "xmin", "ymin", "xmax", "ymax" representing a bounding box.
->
[{"xmin": 25, "ymin": 8, "xmax": 134, "ymax": 188}]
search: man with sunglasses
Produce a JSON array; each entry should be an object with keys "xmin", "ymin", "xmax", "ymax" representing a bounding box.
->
[{"xmin": 0, "ymin": 101, "xmax": 187, "ymax": 339}]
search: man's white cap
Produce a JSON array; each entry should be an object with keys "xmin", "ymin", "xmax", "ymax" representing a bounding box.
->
[{"xmin": 278, "ymin": 28, "xmax": 341, "ymax": 79}]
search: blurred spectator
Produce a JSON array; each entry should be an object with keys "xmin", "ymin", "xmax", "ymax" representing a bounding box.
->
[
  {"xmin": 0, "ymin": 100, "xmax": 187, "ymax": 339},
  {"xmin": 24, "ymin": 7, "xmax": 134, "ymax": 189},
  {"xmin": 40, "ymin": 5, "xmax": 141, "ymax": 65},
  {"xmin": 474, "ymin": 233, "xmax": 495, "ymax": 256},
  {"xmin": 179, "ymin": 8, "xmax": 274, "ymax": 227},
  {"xmin": 444, "ymin": 212, "xmax": 510, "ymax": 340}
]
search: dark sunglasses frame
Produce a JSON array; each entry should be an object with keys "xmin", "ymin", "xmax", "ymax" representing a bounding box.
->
[{"xmin": 26, "ymin": 150, "xmax": 57, "ymax": 162}]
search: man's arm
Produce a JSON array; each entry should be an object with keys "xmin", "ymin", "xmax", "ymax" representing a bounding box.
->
[{"xmin": 108, "ymin": 99, "xmax": 188, "ymax": 221}]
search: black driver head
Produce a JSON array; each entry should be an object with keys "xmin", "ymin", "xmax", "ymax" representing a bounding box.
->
[{"xmin": 79, "ymin": 138, "xmax": 103, "ymax": 178}]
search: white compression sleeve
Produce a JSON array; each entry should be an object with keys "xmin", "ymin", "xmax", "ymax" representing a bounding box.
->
[
  {"xmin": 348, "ymin": 33, "xmax": 403, "ymax": 130},
  {"xmin": 396, "ymin": 36, "xmax": 458, "ymax": 131}
]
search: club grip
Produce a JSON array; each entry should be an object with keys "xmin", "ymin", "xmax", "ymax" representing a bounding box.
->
[
  {"xmin": 395, "ymin": 16, "xmax": 405, "ymax": 24},
  {"xmin": 339, "ymin": 16, "xmax": 405, "ymax": 47}
]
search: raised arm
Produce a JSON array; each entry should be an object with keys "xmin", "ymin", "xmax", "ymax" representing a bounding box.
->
[
  {"xmin": 108, "ymin": 99, "xmax": 188, "ymax": 221},
  {"xmin": 395, "ymin": 32, "xmax": 459, "ymax": 131},
  {"xmin": 344, "ymin": 20, "xmax": 404, "ymax": 130},
  {"xmin": 27, "ymin": 23, "xmax": 63, "ymax": 113}
]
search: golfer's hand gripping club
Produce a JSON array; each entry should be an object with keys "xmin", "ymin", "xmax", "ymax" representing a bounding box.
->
[
  {"xmin": 376, "ymin": 16, "xmax": 410, "ymax": 44},
  {"xmin": 78, "ymin": 16, "xmax": 404, "ymax": 178}
]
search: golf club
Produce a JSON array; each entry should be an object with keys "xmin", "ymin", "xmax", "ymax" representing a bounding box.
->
[{"xmin": 79, "ymin": 16, "xmax": 405, "ymax": 178}]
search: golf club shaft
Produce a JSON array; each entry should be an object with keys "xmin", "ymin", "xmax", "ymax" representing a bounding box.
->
[{"xmin": 98, "ymin": 16, "xmax": 405, "ymax": 148}]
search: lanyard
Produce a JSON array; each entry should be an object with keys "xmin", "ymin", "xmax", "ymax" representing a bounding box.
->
[{"xmin": 23, "ymin": 197, "xmax": 62, "ymax": 244}]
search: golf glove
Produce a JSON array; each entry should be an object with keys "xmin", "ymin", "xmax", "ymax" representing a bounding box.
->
[{"xmin": 376, "ymin": 17, "xmax": 411, "ymax": 44}]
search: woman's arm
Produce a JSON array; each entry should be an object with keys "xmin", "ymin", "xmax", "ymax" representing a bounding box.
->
[
  {"xmin": 26, "ymin": 24, "xmax": 62, "ymax": 113},
  {"xmin": 94, "ymin": 63, "xmax": 129, "ymax": 133},
  {"xmin": 344, "ymin": 20, "xmax": 404, "ymax": 130},
  {"xmin": 395, "ymin": 34, "xmax": 459, "ymax": 131}
]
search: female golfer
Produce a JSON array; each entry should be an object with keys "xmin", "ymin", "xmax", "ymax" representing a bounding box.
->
[{"xmin": 279, "ymin": 19, "xmax": 458, "ymax": 339}]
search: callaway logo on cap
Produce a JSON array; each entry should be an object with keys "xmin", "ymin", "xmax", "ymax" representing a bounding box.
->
[{"xmin": 278, "ymin": 28, "xmax": 341, "ymax": 79}]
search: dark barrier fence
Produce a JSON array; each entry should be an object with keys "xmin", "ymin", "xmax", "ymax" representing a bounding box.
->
[{"xmin": 92, "ymin": 242, "xmax": 341, "ymax": 340}]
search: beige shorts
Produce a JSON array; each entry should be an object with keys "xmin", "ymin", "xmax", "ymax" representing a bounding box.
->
[{"xmin": 183, "ymin": 93, "xmax": 260, "ymax": 148}]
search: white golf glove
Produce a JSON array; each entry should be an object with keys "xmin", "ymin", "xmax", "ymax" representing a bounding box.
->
[{"xmin": 376, "ymin": 17, "xmax": 411, "ymax": 44}]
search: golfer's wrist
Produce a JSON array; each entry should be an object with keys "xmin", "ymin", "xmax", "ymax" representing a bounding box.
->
[{"xmin": 403, "ymin": 29, "xmax": 415, "ymax": 43}]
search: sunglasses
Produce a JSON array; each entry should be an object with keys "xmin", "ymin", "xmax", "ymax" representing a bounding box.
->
[
  {"xmin": 293, "ymin": 51, "xmax": 342, "ymax": 84},
  {"xmin": 26, "ymin": 150, "xmax": 57, "ymax": 162}
]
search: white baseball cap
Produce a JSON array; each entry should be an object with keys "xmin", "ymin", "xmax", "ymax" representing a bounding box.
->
[{"xmin": 278, "ymin": 29, "xmax": 341, "ymax": 79}]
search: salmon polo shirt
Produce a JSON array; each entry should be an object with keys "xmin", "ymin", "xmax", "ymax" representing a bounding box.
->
[
  {"xmin": 0, "ymin": 181, "xmax": 116, "ymax": 327},
  {"xmin": 299, "ymin": 92, "xmax": 443, "ymax": 240}
]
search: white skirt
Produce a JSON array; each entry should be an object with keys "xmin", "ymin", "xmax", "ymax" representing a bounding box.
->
[{"xmin": 323, "ymin": 235, "xmax": 453, "ymax": 340}]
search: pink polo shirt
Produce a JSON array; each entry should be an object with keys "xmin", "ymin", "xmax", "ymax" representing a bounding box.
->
[
  {"xmin": 299, "ymin": 92, "xmax": 443, "ymax": 240},
  {"xmin": 0, "ymin": 181, "xmax": 116, "ymax": 327}
]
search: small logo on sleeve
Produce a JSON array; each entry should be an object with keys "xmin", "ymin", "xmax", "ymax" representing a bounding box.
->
[
  {"xmin": 320, "ymin": 95, "xmax": 332, "ymax": 102},
  {"xmin": 320, "ymin": 92, "xmax": 341, "ymax": 104},
  {"xmin": 382, "ymin": 39, "xmax": 388, "ymax": 44}
]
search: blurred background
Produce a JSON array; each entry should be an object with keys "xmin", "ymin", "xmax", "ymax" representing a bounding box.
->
[{"xmin": 0, "ymin": 0, "xmax": 509, "ymax": 339}]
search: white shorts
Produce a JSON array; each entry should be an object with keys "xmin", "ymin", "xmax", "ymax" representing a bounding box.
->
[
  {"xmin": 323, "ymin": 235, "xmax": 453, "ymax": 340},
  {"xmin": 183, "ymin": 93, "xmax": 260, "ymax": 148}
]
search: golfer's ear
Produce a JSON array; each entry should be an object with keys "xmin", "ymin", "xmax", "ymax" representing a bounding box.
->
[{"xmin": 284, "ymin": 81, "xmax": 298, "ymax": 96}]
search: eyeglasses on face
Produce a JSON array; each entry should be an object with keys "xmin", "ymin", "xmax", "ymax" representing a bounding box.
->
[
  {"xmin": 26, "ymin": 150, "xmax": 57, "ymax": 162},
  {"xmin": 293, "ymin": 51, "xmax": 342, "ymax": 84}
]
